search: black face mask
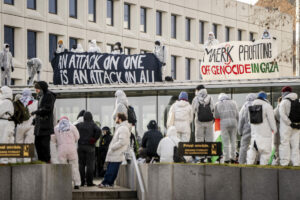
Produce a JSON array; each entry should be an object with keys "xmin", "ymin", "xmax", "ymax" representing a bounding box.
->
[{"xmin": 5, "ymin": 44, "xmax": 9, "ymax": 48}]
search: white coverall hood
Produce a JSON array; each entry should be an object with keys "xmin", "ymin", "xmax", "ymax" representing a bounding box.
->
[
  {"xmin": 0, "ymin": 86, "xmax": 13, "ymax": 100},
  {"xmin": 88, "ymin": 40, "xmax": 101, "ymax": 53},
  {"xmin": 218, "ymin": 93, "xmax": 230, "ymax": 101},
  {"xmin": 283, "ymin": 92, "xmax": 298, "ymax": 101},
  {"xmin": 204, "ymin": 32, "xmax": 219, "ymax": 47},
  {"xmin": 3, "ymin": 44, "xmax": 9, "ymax": 52},
  {"xmin": 76, "ymin": 44, "xmax": 84, "ymax": 53},
  {"xmin": 115, "ymin": 90, "xmax": 128, "ymax": 106}
]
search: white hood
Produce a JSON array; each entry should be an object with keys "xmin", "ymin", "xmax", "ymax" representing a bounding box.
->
[
  {"xmin": 283, "ymin": 92, "xmax": 298, "ymax": 101},
  {"xmin": 76, "ymin": 44, "xmax": 84, "ymax": 53},
  {"xmin": 0, "ymin": 86, "xmax": 13, "ymax": 100}
]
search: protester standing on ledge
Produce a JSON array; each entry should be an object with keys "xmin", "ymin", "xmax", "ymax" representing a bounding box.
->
[
  {"xmin": 76, "ymin": 111, "xmax": 101, "ymax": 187},
  {"xmin": 99, "ymin": 113, "xmax": 130, "ymax": 188},
  {"xmin": 32, "ymin": 81, "xmax": 56, "ymax": 163}
]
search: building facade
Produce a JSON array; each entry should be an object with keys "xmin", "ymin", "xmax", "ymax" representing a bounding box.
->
[{"xmin": 0, "ymin": 0, "xmax": 294, "ymax": 85}]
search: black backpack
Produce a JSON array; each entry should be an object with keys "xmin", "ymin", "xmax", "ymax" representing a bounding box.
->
[
  {"xmin": 287, "ymin": 99, "xmax": 300, "ymax": 123},
  {"xmin": 127, "ymin": 105, "xmax": 137, "ymax": 126},
  {"xmin": 198, "ymin": 101, "xmax": 214, "ymax": 122},
  {"xmin": 8, "ymin": 99, "xmax": 30, "ymax": 125},
  {"xmin": 249, "ymin": 105, "xmax": 263, "ymax": 124},
  {"xmin": 170, "ymin": 139, "xmax": 186, "ymax": 163}
]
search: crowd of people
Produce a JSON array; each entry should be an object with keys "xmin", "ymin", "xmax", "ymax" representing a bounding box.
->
[{"xmin": 0, "ymin": 81, "xmax": 299, "ymax": 189}]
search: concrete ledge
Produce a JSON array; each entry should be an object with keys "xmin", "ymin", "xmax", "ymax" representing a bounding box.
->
[
  {"xmin": 279, "ymin": 169, "xmax": 300, "ymax": 200},
  {"xmin": 0, "ymin": 166, "xmax": 11, "ymax": 200}
]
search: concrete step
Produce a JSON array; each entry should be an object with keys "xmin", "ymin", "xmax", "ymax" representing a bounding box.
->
[{"xmin": 72, "ymin": 186, "xmax": 137, "ymax": 200}]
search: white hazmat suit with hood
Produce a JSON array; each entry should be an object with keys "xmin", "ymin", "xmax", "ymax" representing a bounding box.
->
[
  {"xmin": 157, "ymin": 126, "xmax": 180, "ymax": 163},
  {"xmin": 238, "ymin": 93, "xmax": 257, "ymax": 164},
  {"xmin": 247, "ymin": 96, "xmax": 277, "ymax": 165},
  {"xmin": 214, "ymin": 93, "xmax": 239, "ymax": 162},
  {"xmin": 0, "ymin": 44, "xmax": 14, "ymax": 86},
  {"xmin": 153, "ymin": 41, "xmax": 167, "ymax": 79},
  {"xmin": 16, "ymin": 88, "xmax": 38, "ymax": 163},
  {"xmin": 204, "ymin": 32, "xmax": 219, "ymax": 48},
  {"xmin": 279, "ymin": 92, "xmax": 300, "ymax": 166},
  {"xmin": 27, "ymin": 58, "xmax": 42, "ymax": 85},
  {"xmin": 112, "ymin": 90, "xmax": 128, "ymax": 121},
  {"xmin": 192, "ymin": 88, "xmax": 214, "ymax": 143},
  {"xmin": 0, "ymin": 86, "xmax": 15, "ymax": 164},
  {"xmin": 88, "ymin": 40, "xmax": 101, "ymax": 53}
]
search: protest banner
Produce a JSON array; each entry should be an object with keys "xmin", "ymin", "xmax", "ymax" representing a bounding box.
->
[
  {"xmin": 51, "ymin": 52, "xmax": 162, "ymax": 85},
  {"xmin": 201, "ymin": 39, "xmax": 279, "ymax": 80}
]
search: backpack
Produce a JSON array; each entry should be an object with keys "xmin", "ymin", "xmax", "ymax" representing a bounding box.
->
[
  {"xmin": 249, "ymin": 105, "xmax": 263, "ymax": 124},
  {"xmin": 198, "ymin": 101, "xmax": 214, "ymax": 122},
  {"xmin": 127, "ymin": 105, "xmax": 137, "ymax": 126},
  {"xmin": 287, "ymin": 99, "xmax": 300, "ymax": 123},
  {"xmin": 170, "ymin": 139, "xmax": 186, "ymax": 163},
  {"xmin": 8, "ymin": 99, "xmax": 31, "ymax": 125}
]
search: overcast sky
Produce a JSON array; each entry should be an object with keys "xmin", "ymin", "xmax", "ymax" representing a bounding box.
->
[{"xmin": 237, "ymin": 0, "xmax": 259, "ymax": 5}]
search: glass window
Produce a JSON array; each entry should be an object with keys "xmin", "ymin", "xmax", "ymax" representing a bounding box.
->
[
  {"xmin": 185, "ymin": 18, "xmax": 191, "ymax": 41},
  {"xmin": 49, "ymin": 34, "xmax": 57, "ymax": 61},
  {"xmin": 199, "ymin": 21, "xmax": 204, "ymax": 44},
  {"xmin": 106, "ymin": 44, "xmax": 113, "ymax": 53},
  {"xmin": 56, "ymin": 98, "xmax": 86, "ymax": 123},
  {"xmin": 249, "ymin": 32, "xmax": 254, "ymax": 41},
  {"xmin": 238, "ymin": 29, "xmax": 242, "ymax": 41},
  {"xmin": 69, "ymin": 37, "xmax": 77, "ymax": 50},
  {"xmin": 225, "ymin": 26, "xmax": 230, "ymax": 42},
  {"xmin": 124, "ymin": 47, "xmax": 131, "ymax": 55},
  {"xmin": 4, "ymin": 26, "xmax": 14, "ymax": 57},
  {"xmin": 69, "ymin": 0, "xmax": 77, "ymax": 18},
  {"xmin": 140, "ymin": 50, "xmax": 147, "ymax": 54},
  {"xmin": 156, "ymin": 11, "xmax": 162, "ymax": 36},
  {"xmin": 124, "ymin": 4, "xmax": 130, "ymax": 29},
  {"xmin": 49, "ymin": 0, "xmax": 57, "ymax": 14},
  {"xmin": 27, "ymin": 30, "xmax": 37, "ymax": 59},
  {"xmin": 140, "ymin": 7, "xmax": 146, "ymax": 32},
  {"xmin": 4, "ymin": 0, "xmax": 13, "ymax": 5},
  {"xmin": 88, "ymin": 0, "xmax": 96, "ymax": 22},
  {"xmin": 171, "ymin": 15, "xmax": 176, "ymax": 39},
  {"xmin": 185, "ymin": 58, "xmax": 191, "ymax": 80},
  {"xmin": 27, "ymin": 0, "xmax": 36, "ymax": 9},
  {"xmin": 107, "ymin": 0, "xmax": 113, "ymax": 26},
  {"xmin": 213, "ymin": 23, "xmax": 218, "ymax": 39},
  {"xmin": 171, "ymin": 55, "xmax": 176, "ymax": 79}
]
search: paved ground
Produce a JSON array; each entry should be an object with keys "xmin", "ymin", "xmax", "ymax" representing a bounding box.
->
[{"xmin": 72, "ymin": 179, "xmax": 131, "ymax": 192}]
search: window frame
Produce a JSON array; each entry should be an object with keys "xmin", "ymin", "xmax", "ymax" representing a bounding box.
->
[
  {"xmin": 140, "ymin": 7, "xmax": 147, "ymax": 33},
  {"xmin": 225, "ymin": 26, "xmax": 230, "ymax": 42},
  {"xmin": 249, "ymin": 32, "xmax": 254, "ymax": 41},
  {"xmin": 4, "ymin": 0, "xmax": 14, "ymax": 5},
  {"xmin": 213, "ymin": 23, "xmax": 218, "ymax": 39},
  {"xmin": 69, "ymin": 0, "xmax": 77, "ymax": 19},
  {"xmin": 69, "ymin": 37, "xmax": 78, "ymax": 50},
  {"xmin": 27, "ymin": 30, "xmax": 37, "ymax": 59},
  {"xmin": 124, "ymin": 3, "xmax": 131, "ymax": 29},
  {"xmin": 27, "ymin": 0, "xmax": 36, "ymax": 10},
  {"xmin": 88, "ymin": 0, "xmax": 96, "ymax": 22},
  {"xmin": 238, "ymin": 29, "xmax": 242, "ymax": 41},
  {"xmin": 4, "ymin": 26, "xmax": 15, "ymax": 57},
  {"xmin": 199, "ymin": 21, "xmax": 204, "ymax": 44},
  {"xmin": 171, "ymin": 55, "xmax": 176, "ymax": 79},
  {"xmin": 171, "ymin": 14, "xmax": 176, "ymax": 39},
  {"xmin": 49, "ymin": 0, "xmax": 57, "ymax": 14},
  {"xmin": 185, "ymin": 58, "xmax": 191, "ymax": 80},
  {"xmin": 106, "ymin": 0, "xmax": 114, "ymax": 26},
  {"xmin": 185, "ymin": 18, "xmax": 191, "ymax": 41},
  {"xmin": 49, "ymin": 34, "xmax": 57, "ymax": 61},
  {"xmin": 156, "ymin": 11, "xmax": 162, "ymax": 36}
]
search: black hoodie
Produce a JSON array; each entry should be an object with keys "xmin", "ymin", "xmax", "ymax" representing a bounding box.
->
[
  {"xmin": 76, "ymin": 112, "xmax": 101, "ymax": 146},
  {"xmin": 33, "ymin": 81, "xmax": 56, "ymax": 136},
  {"xmin": 141, "ymin": 120, "xmax": 163, "ymax": 157}
]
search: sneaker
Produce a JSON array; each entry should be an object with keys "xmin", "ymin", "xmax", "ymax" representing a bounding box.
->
[
  {"xmin": 74, "ymin": 186, "xmax": 80, "ymax": 190},
  {"xmin": 207, "ymin": 158, "xmax": 212, "ymax": 163},
  {"xmin": 224, "ymin": 160, "xmax": 230, "ymax": 164},
  {"xmin": 200, "ymin": 158, "xmax": 206, "ymax": 163},
  {"xmin": 98, "ymin": 184, "xmax": 110, "ymax": 188},
  {"xmin": 80, "ymin": 183, "xmax": 85, "ymax": 187},
  {"xmin": 87, "ymin": 183, "xmax": 96, "ymax": 187}
]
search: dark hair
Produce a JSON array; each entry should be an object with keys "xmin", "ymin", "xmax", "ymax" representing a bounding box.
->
[
  {"xmin": 196, "ymin": 85, "xmax": 205, "ymax": 91},
  {"xmin": 72, "ymin": 44, "xmax": 77, "ymax": 49},
  {"xmin": 117, "ymin": 113, "xmax": 127, "ymax": 122},
  {"xmin": 155, "ymin": 41, "xmax": 160, "ymax": 46},
  {"xmin": 77, "ymin": 110, "xmax": 86, "ymax": 119}
]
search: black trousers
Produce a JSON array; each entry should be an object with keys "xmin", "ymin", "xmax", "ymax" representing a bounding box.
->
[
  {"xmin": 35, "ymin": 135, "xmax": 51, "ymax": 162},
  {"xmin": 99, "ymin": 150, "xmax": 108, "ymax": 177},
  {"xmin": 78, "ymin": 145, "xmax": 95, "ymax": 185}
]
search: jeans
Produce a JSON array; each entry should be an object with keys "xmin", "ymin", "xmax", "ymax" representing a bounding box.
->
[
  {"xmin": 35, "ymin": 135, "xmax": 51, "ymax": 162},
  {"xmin": 78, "ymin": 145, "xmax": 95, "ymax": 185},
  {"xmin": 102, "ymin": 162, "xmax": 122, "ymax": 186}
]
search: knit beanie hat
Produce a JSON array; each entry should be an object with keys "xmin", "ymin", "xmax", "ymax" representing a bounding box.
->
[
  {"xmin": 179, "ymin": 92, "xmax": 188, "ymax": 101},
  {"xmin": 281, "ymin": 86, "xmax": 292, "ymax": 93},
  {"xmin": 258, "ymin": 92, "xmax": 267, "ymax": 100}
]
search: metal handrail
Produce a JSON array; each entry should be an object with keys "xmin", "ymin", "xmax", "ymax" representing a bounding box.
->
[{"xmin": 130, "ymin": 149, "xmax": 145, "ymax": 200}]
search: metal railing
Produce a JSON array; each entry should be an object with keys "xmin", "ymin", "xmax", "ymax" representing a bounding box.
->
[{"xmin": 129, "ymin": 149, "xmax": 145, "ymax": 200}]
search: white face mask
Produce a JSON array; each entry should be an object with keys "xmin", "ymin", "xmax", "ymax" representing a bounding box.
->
[
  {"xmin": 208, "ymin": 35, "xmax": 214, "ymax": 40},
  {"xmin": 113, "ymin": 46, "xmax": 119, "ymax": 50}
]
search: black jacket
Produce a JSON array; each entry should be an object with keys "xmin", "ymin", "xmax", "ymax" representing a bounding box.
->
[
  {"xmin": 99, "ymin": 134, "xmax": 112, "ymax": 152},
  {"xmin": 33, "ymin": 81, "xmax": 56, "ymax": 136},
  {"xmin": 76, "ymin": 112, "xmax": 101, "ymax": 146},
  {"xmin": 142, "ymin": 129, "xmax": 163, "ymax": 157}
]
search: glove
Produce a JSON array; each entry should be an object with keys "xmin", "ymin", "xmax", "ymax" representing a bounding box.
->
[
  {"xmin": 11, "ymin": 66, "xmax": 14, "ymax": 72},
  {"xmin": 32, "ymin": 118, "xmax": 36, "ymax": 126},
  {"xmin": 291, "ymin": 123, "xmax": 300, "ymax": 129},
  {"xmin": 1, "ymin": 67, "xmax": 4, "ymax": 71},
  {"xmin": 31, "ymin": 111, "xmax": 37, "ymax": 115},
  {"xmin": 37, "ymin": 71, "xmax": 40, "ymax": 74},
  {"xmin": 89, "ymin": 138, "xmax": 97, "ymax": 145},
  {"xmin": 163, "ymin": 63, "xmax": 166, "ymax": 66}
]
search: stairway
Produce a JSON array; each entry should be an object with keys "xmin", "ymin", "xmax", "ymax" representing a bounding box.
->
[{"xmin": 72, "ymin": 186, "xmax": 138, "ymax": 200}]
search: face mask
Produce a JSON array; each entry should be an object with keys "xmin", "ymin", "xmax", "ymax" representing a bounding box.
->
[
  {"xmin": 208, "ymin": 35, "xmax": 214, "ymax": 40},
  {"xmin": 264, "ymin": 33, "xmax": 268, "ymax": 37},
  {"xmin": 113, "ymin": 46, "xmax": 119, "ymax": 50},
  {"xmin": 59, "ymin": 44, "xmax": 62, "ymax": 48}
]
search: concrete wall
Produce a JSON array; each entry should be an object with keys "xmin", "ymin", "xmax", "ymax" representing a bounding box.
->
[
  {"xmin": 116, "ymin": 164, "xmax": 300, "ymax": 200},
  {"xmin": 0, "ymin": 164, "xmax": 72, "ymax": 200}
]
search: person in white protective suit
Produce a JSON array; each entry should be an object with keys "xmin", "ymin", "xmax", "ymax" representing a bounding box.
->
[
  {"xmin": 0, "ymin": 44, "xmax": 14, "ymax": 86},
  {"xmin": 238, "ymin": 93, "xmax": 257, "ymax": 164},
  {"xmin": 167, "ymin": 92, "xmax": 193, "ymax": 142},
  {"xmin": 204, "ymin": 32, "xmax": 219, "ymax": 48},
  {"xmin": 111, "ymin": 42, "xmax": 123, "ymax": 55},
  {"xmin": 273, "ymin": 97, "xmax": 282, "ymax": 165},
  {"xmin": 0, "ymin": 86, "xmax": 15, "ymax": 164},
  {"xmin": 52, "ymin": 116, "xmax": 81, "ymax": 189},
  {"xmin": 192, "ymin": 85, "xmax": 214, "ymax": 163},
  {"xmin": 76, "ymin": 44, "xmax": 84, "ymax": 53},
  {"xmin": 27, "ymin": 58, "xmax": 42, "ymax": 86},
  {"xmin": 157, "ymin": 126, "xmax": 180, "ymax": 163},
  {"xmin": 56, "ymin": 40, "xmax": 66, "ymax": 53},
  {"xmin": 153, "ymin": 40, "xmax": 167, "ymax": 80},
  {"xmin": 261, "ymin": 29, "xmax": 271, "ymax": 39},
  {"xmin": 112, "ymin": 90, "xmax": 128, "ymax": 121},
  {"xmin": 247, "ymin": 92, "xmax": 277, "ymax": 165},
  {"xmin": 15, "ymin": 88, "xmax": 38, "ymax": 163},
  {"xmin": 88, "ymin": 40, "xmax": 101, "ymax": 53},
  {"xmin": 279, "ymin": 86, "xmax": 300, "ymax": 166},
  {"xmin": 214, "ymin": 93, "xmax": 239, "ymax": 164}
]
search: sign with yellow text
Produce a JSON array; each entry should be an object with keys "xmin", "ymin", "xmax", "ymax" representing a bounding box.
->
[
  {"xmin": 178, "ymin": 142, "xmax": 222, "ymax": 156},
  {"xmin": 0, "ymin": 144, "xmax": 35, "ymax": 158}
]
